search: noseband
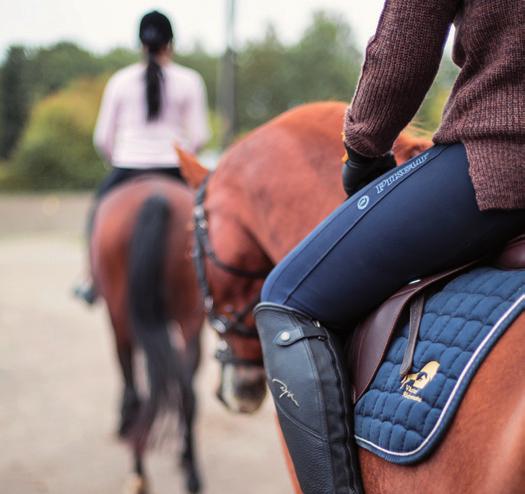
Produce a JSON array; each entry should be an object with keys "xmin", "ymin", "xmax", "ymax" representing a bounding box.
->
[{"xmin": 193, "ymin": 175, "xmax": 268, "ymax": 366}]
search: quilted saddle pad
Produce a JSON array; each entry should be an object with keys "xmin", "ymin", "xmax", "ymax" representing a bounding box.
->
[{"xmin": 354, "ymin": 266, "xmax": 525, "ymax": 464}]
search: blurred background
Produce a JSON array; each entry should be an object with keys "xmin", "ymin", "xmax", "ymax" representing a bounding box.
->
[{"xmin": 0, "ymin": 1, "xmax": 458, "ymax": 493}]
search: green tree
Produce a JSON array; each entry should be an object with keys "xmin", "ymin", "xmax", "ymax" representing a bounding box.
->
[
  {"xmin": 29, "ymin": 41, "xmax": 101, "ymax": 99},
  {"xmin": 237, "ymin": 25, "xmax": 291, "ymax": 130},
  {"xmin": 416, "ymin": 56, "xmax": 459, "ymax": 132},
  {"xmin": 98, "ymin": 47, "xmax": 139, "ymax": 73},
  {"xmin": 9, "ymin": 76, "xmax": 107, "ymax": 189},
  {"xmin": 0, "ymin": 46, "xmax": 30, "ymax": 158},
  {"xmin": 288, "ymin": 11, "xmax": 362, "ymax": 104},
  {"xmin": 236, "ymin": 12, "xmax": 362, "ymax": 131}
]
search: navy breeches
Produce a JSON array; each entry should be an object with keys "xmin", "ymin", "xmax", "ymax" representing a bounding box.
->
[
  {"xmin": 261, "ymin": 144, "xmax": 525, "ymax": 328},
  {"xmin": 96, "ymin": 166, "xmax": 184, "ymax": 199}
]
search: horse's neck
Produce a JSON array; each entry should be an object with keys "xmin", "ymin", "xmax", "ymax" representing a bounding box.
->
[{"xmin": 243, "ymin": 172, "xmax": 344, "ymax": 263}]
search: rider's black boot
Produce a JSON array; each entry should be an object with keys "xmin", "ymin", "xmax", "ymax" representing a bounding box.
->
[
  {"xmin": 73, "ymin": 204, "xmax": 98, "ymax": 306},
  {"xmin": 73, "ymin": 281, "xmax": 98, "ymax": 305},
  {"xmin": 254, "ymin": 302, "xmax": 363, "ymax": 494}
]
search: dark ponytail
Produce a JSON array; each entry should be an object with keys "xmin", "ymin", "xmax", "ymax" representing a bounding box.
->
[
  {"xmin": 139, "ymin": 11, "xmax": 174, "ymax": 121},
  {"xmin": 145, "ymin": 51, "xmax": 163, "ymax": 120}
]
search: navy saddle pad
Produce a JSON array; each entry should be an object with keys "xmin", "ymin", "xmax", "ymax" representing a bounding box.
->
[{"xmin": 354, "ymin": 266, "xmax": 525, "ymax": 464}]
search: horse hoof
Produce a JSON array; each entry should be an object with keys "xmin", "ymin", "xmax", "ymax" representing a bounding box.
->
[
  {"xmin": 117, "ymin": 419, "xmax": 133, "ymax": 439},
  {"xmin": 124, "ymin": 473, "xmax": 149, "ymax": 494},
  {"xmin": 186, "ymin": 474, "xmax": 201, "ymax": 494}
]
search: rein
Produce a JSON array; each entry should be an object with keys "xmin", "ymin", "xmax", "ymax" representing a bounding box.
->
[{"xmin": 193, "ymin": 175, "xmax": 269, "ymax": 353}]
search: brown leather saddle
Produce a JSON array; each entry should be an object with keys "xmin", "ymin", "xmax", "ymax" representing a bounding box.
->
[{"xmin": 348, "ymin": 233, "xmax": 525, "ymax": 404}]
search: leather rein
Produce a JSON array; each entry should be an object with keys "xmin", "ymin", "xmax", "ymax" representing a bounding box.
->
[{"xmin": 192, "ymin": 175, "xmax": 268, "ymax": 366}]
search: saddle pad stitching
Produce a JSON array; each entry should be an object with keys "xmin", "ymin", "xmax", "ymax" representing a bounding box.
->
[
  {"xmin": 442, "ymin": 282, "xmax": 520, "ymax": 298},
  {"xmin": 360, "ymin": 417, "xmax": 425, "ymax": 440},
  {"xmin": 355, "ymin": 293, "xmax": 525, "ymax": 457},
  {"xmin": 359, "ymin": 390, "xmax": 450, "ymax": 435}
]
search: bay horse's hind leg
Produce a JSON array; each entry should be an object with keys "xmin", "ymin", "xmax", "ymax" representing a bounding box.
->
[
  {"xmin": 109, "ymin": 315, "xmax": 149, "ymax": 493},
  {"xmin": 111, "ymin": 313, "xmax": 142, "ymax": 438},
  {"xmin": 124, "ymin": 447, "xmax": 148, "ymax": 494},
  {"xmin": 178, "ymin": 326, "xmax": 202, "ymax": 493},
  {"xmin": 117, "ymin": 342, "xmax": 141, "ymax": 437}
]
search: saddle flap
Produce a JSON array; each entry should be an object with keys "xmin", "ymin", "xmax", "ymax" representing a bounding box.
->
[{"xmin": 348, "ymin": 261, "xmax": 476, "ymax": 403}]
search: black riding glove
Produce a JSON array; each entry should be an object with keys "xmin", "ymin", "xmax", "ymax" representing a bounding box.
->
[{"xmin": 342, "ymin": 146, "xmax": 396, "ymax": 197}]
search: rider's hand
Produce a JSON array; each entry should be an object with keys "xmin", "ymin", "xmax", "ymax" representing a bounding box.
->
[{"xmin": 341, "ymin": 146, "xmax": 396, "ymax": 197}]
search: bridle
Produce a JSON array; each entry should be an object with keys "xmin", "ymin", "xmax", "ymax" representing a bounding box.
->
[{"xmin": 192, "ymin": 175, "xmax": 269, "ymax": 366}]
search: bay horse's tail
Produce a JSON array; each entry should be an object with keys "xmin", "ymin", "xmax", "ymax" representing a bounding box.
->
[{"xmin": 128, "ymin": 194, "xmax": 183, "ymax": 448}]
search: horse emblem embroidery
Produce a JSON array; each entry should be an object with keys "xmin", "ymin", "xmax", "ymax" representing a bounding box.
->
[
  {"xmin": 400, "ymin": 361, "xmax": 440, "ymax": 402},
  {"xmin": 272, "ymin": 378, "xmax": 300, "ymax": 407}
]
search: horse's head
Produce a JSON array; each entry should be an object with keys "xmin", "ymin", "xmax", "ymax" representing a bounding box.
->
[{"xmin": 177, "ymin": 146, "xmax": 270, "ymax": 414}]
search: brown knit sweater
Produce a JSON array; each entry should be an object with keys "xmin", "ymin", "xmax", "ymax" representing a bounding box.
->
[{"xmin": 343, "ymin": 0, "xmax": 525, "ymax": 210}]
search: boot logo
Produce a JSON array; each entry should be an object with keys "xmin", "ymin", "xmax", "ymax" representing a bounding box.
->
[{"xmin": 272, "ymin": 378, "xmax": 300, "ymax": 407}]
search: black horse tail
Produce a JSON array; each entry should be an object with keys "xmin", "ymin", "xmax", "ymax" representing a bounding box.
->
[{"xmin": 128, "ymin": 194, "xmax": 183, "ymax": 447}]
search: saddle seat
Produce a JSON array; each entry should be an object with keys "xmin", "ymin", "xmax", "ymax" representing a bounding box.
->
[{"xmin": 348, "ymin": 233, "xmax": 525, "ymax": 403}]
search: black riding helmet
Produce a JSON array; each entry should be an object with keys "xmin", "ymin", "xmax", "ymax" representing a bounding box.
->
[{"xmin": 139, "ymin": 10, "xmax": 174, "ymax": 52}]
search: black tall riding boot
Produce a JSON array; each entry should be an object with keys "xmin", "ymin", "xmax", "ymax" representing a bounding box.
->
[{"xmin": 254, "ymin": 302, "xmax": 363, "ymax": 494}]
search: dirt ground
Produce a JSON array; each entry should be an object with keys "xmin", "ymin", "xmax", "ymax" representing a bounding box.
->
[{"xmin": 0, "ymin": 193, "xmax": 291, "ymax": 494}]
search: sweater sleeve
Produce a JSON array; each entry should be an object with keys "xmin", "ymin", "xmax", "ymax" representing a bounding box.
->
[
  {"xmin": 93, "ymin": 75, "xmax": 120, "ymax": 162},
  {"xmin": 344, "ymin": 0, "xmax": 460, "ymax": 157}
]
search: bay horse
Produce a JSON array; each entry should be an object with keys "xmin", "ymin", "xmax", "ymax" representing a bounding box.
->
[
  {"xmin": 178, "ymin": 101, "xmax": 525, "ymax": 493},
  {"xmin": 90, "ymin": 176, "xmax": 204, "ymax": 493}
]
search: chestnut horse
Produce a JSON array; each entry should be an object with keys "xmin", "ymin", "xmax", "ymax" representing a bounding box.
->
[
  {"xmin": 178, "ymin": 102, "xmax": 525, "ymax": 493},
  {"xmin": 90, "ymin": 176, "xmax": 204, "ymax": 493}
]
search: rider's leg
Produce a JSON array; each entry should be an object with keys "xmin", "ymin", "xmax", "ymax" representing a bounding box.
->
[
  {"xmin": 255, "ymin": 303, "xmax": 362, "ymax": 494},
  {"xmin": 74, "ymin": 168, "xmax": 139, "ymax": 304},
  {"xmin": 255, "ymin": 143, "xmax": 525, "ymax": 493}
]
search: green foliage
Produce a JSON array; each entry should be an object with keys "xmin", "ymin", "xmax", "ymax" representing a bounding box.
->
[
  {"xmin": 288, "ymin": 11, "xmax": 361, "ymax": 103},
  {"xmin": 29, "ymin": 42, "xmax": 101, "ymax": 99},
  {"xmin": 416, "ymin": 56, "xmax": 459, "ymax": 132},
  {"xmin": 237, "ymin": 25, "xmax": 290, "ymax": 129},
  {"xmin": 7, "ymin": 76, "xmax": 107, "ymax": 190},
  {"xmin": 0, "ymin": 42, "xmax": 137, "ymax": 162},
  {"xmin": 0, "ymin": 46, "xmax": 31, "ymax": 158},
  {"xmin": 236, "ymin": 12, "xmax": 362, "ymax": 131},
  {"xmin": 98, "ymin": 47, "xmax": 140, "ymax": 73}
]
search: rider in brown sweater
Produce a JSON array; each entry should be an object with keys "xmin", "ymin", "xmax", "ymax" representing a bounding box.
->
[
  {"xmin": 344, "ymin": 0, "xmax": 525, "ymax": 210},
  {"xmin": 255, "ymin": 2, "xmax": 525, "ymax": 493}
]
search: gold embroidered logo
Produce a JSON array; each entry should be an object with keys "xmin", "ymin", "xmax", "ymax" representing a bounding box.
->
[{"xmin": 400, "ymin": 361, "xmax": 440, "ymax": 402}]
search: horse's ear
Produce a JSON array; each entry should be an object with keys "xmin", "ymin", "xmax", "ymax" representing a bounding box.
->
[
  {"xmin": 175, "ymin": 146, "xmax": 211, "ymax": 189},
  {"xmin": 393, "ymin": 133, "xmax": 433, "ymax": 164}
]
